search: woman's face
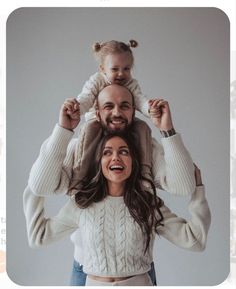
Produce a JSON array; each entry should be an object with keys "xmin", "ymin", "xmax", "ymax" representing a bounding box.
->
[{"xmin": 101, "ymin": 136, "xmax": 132, "ymax": 185}]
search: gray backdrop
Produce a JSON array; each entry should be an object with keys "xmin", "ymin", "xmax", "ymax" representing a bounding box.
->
[{"xmin": 6, "ymin": 7, "xmax": 229, "ymax": 286}]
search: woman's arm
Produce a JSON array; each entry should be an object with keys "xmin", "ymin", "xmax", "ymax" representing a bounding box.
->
[
  {"xmin": 157, "ymin": 177, "xmax": 211, "ymax": 251},
  {"xmin": 23, "ymin": 186, "xmax": 79, "ymax": 248},
  {"xmin": 28, "ymin": 98, "xmax": 81, "ymax": 196}
]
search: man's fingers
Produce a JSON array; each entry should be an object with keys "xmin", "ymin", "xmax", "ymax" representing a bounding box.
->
[
  {"xmin": 62, "ymin": 98, "xmax": 80, "ymax": 114},
  {"xmin": 149, "ymin": 98, "xmax": 167, "ymax": 108}
]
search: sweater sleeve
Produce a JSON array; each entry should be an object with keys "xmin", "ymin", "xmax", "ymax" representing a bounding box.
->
[
  {"xmin": 23, "ymin": 186, "xmax": 79, "ymax": 248},
  {"xmin": 152, "ymin": 134, "xmax": 196, "ymax": 196},
  {"xmin": 28, "ymin": 124, "xmax": 76, "ymax": 196},
  {"xmin": 125, "ymin": 78, "xmax": 149, "ymax": 117},
  {"xmin": 157, "ymin": 186, "xmax": 211, "ymax": 251},
  {"xmin": 77, "ymin": 72, "xmax": 107, "ymax": 115}
]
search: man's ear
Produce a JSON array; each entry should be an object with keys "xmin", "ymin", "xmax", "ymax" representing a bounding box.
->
[{"xmin": 95, "ymin": 109, "xmax": 100, "ymax": 122}]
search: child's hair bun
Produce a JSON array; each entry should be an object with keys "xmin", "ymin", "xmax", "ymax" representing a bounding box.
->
[
  {"xmin": 93, "ymin": 42, "xmax": 102, "ymax": 52},
  {"xmin": 128, "ymin": 40, "xmax": 138, "ymax": 48}
]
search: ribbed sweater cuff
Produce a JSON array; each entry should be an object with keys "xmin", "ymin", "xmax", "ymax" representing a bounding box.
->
[
  {"xmin": 51, "ymin": 124, "xmax": 74, "ymax": 151},
  {"xmin": 160, "ymin": 133, "xmax": 195, "ymax": 196}
]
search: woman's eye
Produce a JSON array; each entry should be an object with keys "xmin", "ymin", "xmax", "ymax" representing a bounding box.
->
[
  {"xmin": 120, "ymin": 149, "xmax": 129, "ymax": 155},
  {"xmin": 103, "ymin": 150, "xmax": 112, "ymax": 156}
]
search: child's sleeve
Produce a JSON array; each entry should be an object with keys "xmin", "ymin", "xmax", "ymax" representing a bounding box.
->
[
  {"xmin": 77, "ymin": 72, "xmax": 107, "ymax": 115},
  {"xmin": 125, "ymin": 78, "xmax": 150, "ymax": 117}
]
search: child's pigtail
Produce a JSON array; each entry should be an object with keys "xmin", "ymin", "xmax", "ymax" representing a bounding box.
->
[
  {"xmin": 128, "ymin": 40, "xmax": 138, "ymax": 48},
  {"xmin": 92, "ymin": 42, "xmax": 102, "ymax": 53}
]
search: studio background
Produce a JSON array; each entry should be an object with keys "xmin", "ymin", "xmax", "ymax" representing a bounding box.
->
[{"xmin": 6, "ymin": 7, "xmax": 229, "ymax": 286}]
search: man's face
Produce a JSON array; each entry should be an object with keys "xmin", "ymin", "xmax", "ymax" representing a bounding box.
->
[{"xmin": 96, "ymin": 85, "xmax": 135, "ymax": 133}]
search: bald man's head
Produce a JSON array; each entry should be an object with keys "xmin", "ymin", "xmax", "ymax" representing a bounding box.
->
[{"xmin": 95, "ymin": 84, "xmax": 135, "ymax": 132}]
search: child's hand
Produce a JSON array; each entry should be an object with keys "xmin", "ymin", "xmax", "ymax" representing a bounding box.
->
[
  {"xmin": 59, "ymin": 98, "xmax": 80, "ymax": 130},
  {"xmin": 148, "ymin": 99, "xmax": 174, "ymax": 131}
]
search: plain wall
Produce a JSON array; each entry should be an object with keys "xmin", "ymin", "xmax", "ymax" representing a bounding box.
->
[{"xmin": 6, "ymin": 7, "xmax": 229, "ymax": 286}]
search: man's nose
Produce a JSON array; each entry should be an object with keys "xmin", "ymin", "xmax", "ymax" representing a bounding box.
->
[{"xmin": 112, "ymin": 106, "xmax": 121, "ymax": 116}]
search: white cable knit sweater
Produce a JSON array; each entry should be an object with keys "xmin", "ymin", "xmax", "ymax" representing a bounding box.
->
[
  {"xmin": 23, "ymin": 185, "xmax": 211, "ymax": 277},
  {"xmin": 28, "ymin": 125, "xmax": 195, "ymax": 197},
  {"xmin": 77, "ymin": 72, "xmax": 150, "ymax": 118}
]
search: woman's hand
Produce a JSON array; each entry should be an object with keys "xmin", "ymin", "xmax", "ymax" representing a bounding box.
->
[
  {"xmin": 148, "ymin": 99, "xmax": 174, "ymax": 131},
  {"xmin": 194, "ymin": 164, "xmax": 203, "ymax": 186},
  {"xmin": 59, "ymin": 98, "xmax": 80, "ymax": 130}
]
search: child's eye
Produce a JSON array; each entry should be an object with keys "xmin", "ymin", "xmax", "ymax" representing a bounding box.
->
[
  {"xmin": 111, "ymin": 68, "xmax": 118, "ymax": 72},
  {"xmin": 124, "ymin": 67, "xmax": 131, "ymax": 71}
]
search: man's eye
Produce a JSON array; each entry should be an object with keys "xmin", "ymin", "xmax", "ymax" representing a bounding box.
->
[
  {"xmin": 121, "ymin": 104, "xmax": 130, "ymax": 110},
  {"xmin": 104, "ymin": 105, "xmax": 113, "ymax": 110}
]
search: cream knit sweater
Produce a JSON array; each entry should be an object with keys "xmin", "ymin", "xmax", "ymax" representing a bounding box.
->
[
  {"xmin": 28, "ymin": 125, "xmax": 196, "ymax": 197},
  {"xmin": 77, "ymin": 72, "xmax": 150, "ymax": 119},
  {"xmin": 23, "ymin": 185, "xmax": 211, "ymax": 277}
]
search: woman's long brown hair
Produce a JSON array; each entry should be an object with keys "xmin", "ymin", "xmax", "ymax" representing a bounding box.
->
[{"xmin": 69, "ymin": 131, "xmax": 164, "ymax": 252}]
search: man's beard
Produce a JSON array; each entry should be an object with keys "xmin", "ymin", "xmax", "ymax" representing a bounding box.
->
[{"xmin": 99, "ymin": 116, "xmax": 133, "ymax": 134}]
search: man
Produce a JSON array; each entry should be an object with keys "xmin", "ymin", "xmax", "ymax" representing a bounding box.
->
[{"xmin": 28, "ymin": 84, "xmax": 196, "ymax": 285}]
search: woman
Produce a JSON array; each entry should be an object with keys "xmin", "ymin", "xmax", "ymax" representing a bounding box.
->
[{"xmin": 23, "ymin": 132, "xmax": 211, "ymax": 286}]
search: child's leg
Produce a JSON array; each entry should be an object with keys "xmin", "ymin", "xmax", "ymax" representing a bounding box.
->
[
  {"xmin": 132, "ymin": 118, "xmax": 153, "ymax": 189},
  {"xmin": 70, "ymin": 119, "xmax": 103, "ymax": 192}
]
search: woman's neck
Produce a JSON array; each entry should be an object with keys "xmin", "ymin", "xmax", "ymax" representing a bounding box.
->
[{"xmin": 107, "ymin": 182, "xmax": 125, "ymax": 197}]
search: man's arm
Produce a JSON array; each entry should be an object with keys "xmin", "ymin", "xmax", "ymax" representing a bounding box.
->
[
  {"xmin": 149, "ymin": 99, "xmax": 196, "ymax": 195},
  {"xmin": 28, "ymin": 98, "xmax": 81, "ymax": 196},
  {"xmin": 152, "ymin": 135, "xmax": 196, "ymax": 195},
  {"xmin": 28, "ymin": 125, "xmax": 76, "ymax": 195}
]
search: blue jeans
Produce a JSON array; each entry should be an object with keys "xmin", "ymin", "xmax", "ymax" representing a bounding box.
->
[{"xmin": 70, "ymin": 260, "xmax": 157, "ymax": 286}]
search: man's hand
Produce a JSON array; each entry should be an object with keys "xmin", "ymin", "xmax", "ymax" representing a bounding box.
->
[
  {"xmin": 149, "ymin": 99, "xmax": 174, "ymax": 131},
  {"xmin": 59, "ymin": 98, "xmax": 80, "ymax": 130}
]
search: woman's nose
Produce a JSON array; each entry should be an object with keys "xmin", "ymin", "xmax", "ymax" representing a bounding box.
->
[{"xmin": 112, "ymin": 152, "xmax": 121, "ymax": 161}]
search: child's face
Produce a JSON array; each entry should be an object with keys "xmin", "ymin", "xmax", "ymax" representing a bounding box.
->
[{"xmin": 101, "ymin": 52, "xmax": 133, "ymax": 85}]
